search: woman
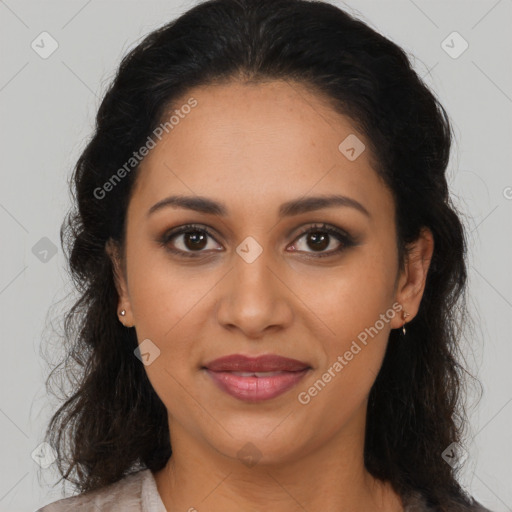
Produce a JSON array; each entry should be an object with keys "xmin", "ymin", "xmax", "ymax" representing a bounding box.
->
[{"xmin": 37, "ymin": 0, "xmax": 493, "ymax": 510}]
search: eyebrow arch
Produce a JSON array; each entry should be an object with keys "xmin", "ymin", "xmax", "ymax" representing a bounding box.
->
[{"xmin": 147, "ymin": 194, "xmax": 370, "ymax": 219}]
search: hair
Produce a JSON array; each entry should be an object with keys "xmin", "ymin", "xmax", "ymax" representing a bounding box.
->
[{"xmin": 42, "ymin": 0, "xmax": 486, "ymax": 510}]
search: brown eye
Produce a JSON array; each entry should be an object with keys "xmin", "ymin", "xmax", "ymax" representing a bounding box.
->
[
  {"xmin": 291, "ymin": 223, "xmax": 355, "ymax": 258},
  {"xmin": 305, "ymin": 231, "xmax": 330, "ymax": 252},
  {"xmin": 182, "ymin": 230, "xmax": 208, "ymax": 251},
  {"xmin": 159, "ymin": 224, "xmax": 222, "ymax": 258}
]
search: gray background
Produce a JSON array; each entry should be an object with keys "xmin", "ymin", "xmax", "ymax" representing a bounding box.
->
[{"xmin": 0, "ymin": 0, "xmax": 511, "ymax": 510}]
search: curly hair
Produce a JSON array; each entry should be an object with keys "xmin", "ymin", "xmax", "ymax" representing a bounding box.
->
[{"xmin": 42, "ymin": 0, "xmax": 485, "ymax": 510}]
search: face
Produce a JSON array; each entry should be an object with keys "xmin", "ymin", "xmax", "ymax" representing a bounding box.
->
[{"xmin": 108, "ymin": 80, "xmax": 432, "ymax": 466}]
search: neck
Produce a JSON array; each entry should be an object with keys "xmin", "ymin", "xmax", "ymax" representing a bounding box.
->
[{"xmin": 153, "ymin": 407, "xmax": 404, "ymax": 512}]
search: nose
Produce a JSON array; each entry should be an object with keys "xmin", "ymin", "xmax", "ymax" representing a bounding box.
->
[{"xmin": 215, "ymin": 248, "xmax": 294, "ymax": 339}]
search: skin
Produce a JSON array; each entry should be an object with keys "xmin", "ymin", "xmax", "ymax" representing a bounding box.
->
[{"xmin": 107, "ymin": 80, "xmax": 434, "ymax": 512}]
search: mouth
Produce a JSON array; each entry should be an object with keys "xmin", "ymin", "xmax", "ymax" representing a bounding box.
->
[
  {"xmin": 203, "ymin": 368, "xmax": 311, "ymax": 402},
  {"xmin": 202, "ymin": 354, "xmax": 312, "ymax": 402}
]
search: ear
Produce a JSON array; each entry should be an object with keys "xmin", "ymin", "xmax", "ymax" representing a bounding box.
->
[
  {"xmin": 105, "ymin": 238, "xmax": 134, "ymax": 327},
  {"xmin": 390, "ymin": 227, "xmax": 434, "ymax": 330}
]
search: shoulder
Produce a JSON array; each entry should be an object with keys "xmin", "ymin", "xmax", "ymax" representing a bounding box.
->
[
  {"xmin": 36, "ymin": 469, "xmax": 152, "ymax": 512},
  {"xmin": 403, "ymin": 488, "xmax": 494, "ymax": 512}
]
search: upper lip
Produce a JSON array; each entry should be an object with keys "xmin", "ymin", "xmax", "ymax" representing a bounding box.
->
[{"xmin": 203, "ymin": 354, "xmax": 311, "ymax": 372}]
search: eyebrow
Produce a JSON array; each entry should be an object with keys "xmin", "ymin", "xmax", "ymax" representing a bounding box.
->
[{"xmin": 147, "ymin": 194, "xmax": 371, "ymax": 219}]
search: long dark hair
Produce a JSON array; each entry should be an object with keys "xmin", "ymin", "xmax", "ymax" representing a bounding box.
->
[{"xmin": 42, "ymin": 0, "xmax": 485, "ymax": 509}]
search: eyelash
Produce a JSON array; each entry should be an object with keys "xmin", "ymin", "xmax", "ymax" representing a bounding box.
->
[{"xmin": 158, "ymin": 223, "xmax": 356, "ymax": 259}]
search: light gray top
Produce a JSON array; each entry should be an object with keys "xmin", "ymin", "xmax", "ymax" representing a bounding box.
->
[
  {"xmin": 37, "ymin": 469, "xmax": 167, "ymax": 512},
  {"xmin": 36, "ymin": 468, "xmax": 492, "ymax": 512}
]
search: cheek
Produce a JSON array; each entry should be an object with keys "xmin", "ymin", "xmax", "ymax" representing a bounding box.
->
[
  {"xmin": 300, "ymin": 251, "xmax": 397, "ymax": 387},
  {"xmin": 304, "ymin": 252, "xmax": 397, "ymax": 335},
  {"xmin": 298, "ymin": 292, "xmax": 394, "ymax": 430},
  {"xmin": 126, "ymin": 242, "xmax": 202, "ymax": 335},
  {"xmin": 126, "ymin": 250, "xmax": 215, "ymax": 379}
]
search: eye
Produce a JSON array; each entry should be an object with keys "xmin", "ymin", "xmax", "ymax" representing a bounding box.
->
[
  {"xmin": 158, "ymin": 224, "xmax": 222, "ymax": 258},
  {"xmin": 158, "ymin": 222, "xmax": 356, "ymax": 259},
  {"xmin": 289, "ymin": 223, "xmax": 355, "ymax": 258}
]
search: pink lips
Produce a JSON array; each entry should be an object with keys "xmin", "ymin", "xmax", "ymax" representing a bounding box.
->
[{"xmin": 203, "ymin": 354, "xmax": 311, "ymax": 402}]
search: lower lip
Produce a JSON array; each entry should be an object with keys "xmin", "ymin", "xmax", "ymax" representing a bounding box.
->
[{"xmin": 204, "ymin": 369, "xmax": 310, "ymax": 402}]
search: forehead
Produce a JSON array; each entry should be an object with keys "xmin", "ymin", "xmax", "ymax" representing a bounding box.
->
[{"xmin": 129, "ymin": 80, "xmax": 392, "ymax": 221}]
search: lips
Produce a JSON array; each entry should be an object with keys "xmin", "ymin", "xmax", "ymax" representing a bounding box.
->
[
  {"xmin": 203, "ymin": 354, "xmax": 311, "ymax": 402},
  {"xmin": 203, "ymin": 354, "xmax": 310, "ymax": 372}
]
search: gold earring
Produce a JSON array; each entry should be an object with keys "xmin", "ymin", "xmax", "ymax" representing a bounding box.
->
[{"xmin": 402, "ymin": 310, "xmax": 410, "ymax": 335}]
